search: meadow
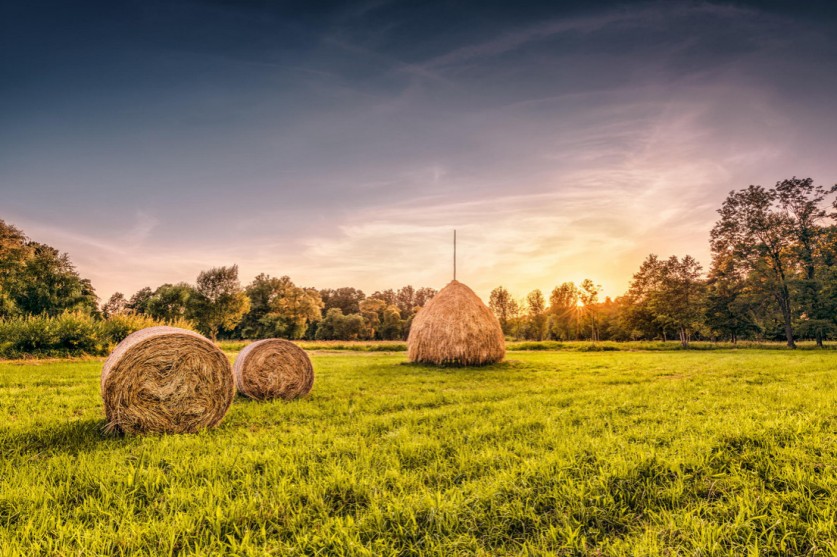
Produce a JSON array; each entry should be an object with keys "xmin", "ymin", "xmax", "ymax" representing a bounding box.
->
[{"xmin": 2, "ymin": 348, "xmax": 837, "ymax": 556}]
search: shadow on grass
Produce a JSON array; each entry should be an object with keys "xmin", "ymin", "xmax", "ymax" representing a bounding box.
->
[
  {"xmin": 398, "ymin": 360, "xmax": 523, "ymax": 373},
  {"xmin": 0, "ymin": 418, "xmax": 125, "ymax": 458}
]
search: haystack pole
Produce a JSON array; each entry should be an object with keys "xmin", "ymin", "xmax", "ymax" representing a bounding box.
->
[{"xmin": 407, "ymin": 230, "xmax": 505, "ymax": 366}]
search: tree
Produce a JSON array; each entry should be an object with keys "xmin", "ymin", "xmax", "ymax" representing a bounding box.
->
[
  {"xmin": 0, "ymin": 220, "xmax": 29, "ymax": 317},
  {"xmin": 239, "ymin": 274, "xmax": 322, "ymax": 339},
  {"xmin": 127, "ymin": 287, "xmax": 154, "ymax": 315},
  {"xmin": 711, "ymin": 185, "xmax": 795, "ymax": 347},
  {"xmin": 14, "ymin": 243, "xmax": 98, "ymax": 316},
  {"xmin": 547, "ymin": 282, "xmax": 579, "ymax": 340},
  {"xmin": 776, "ymin": 177, "xmax": 837, "ymax": 346},
  {"xmin": 705, "ymin": 253, "xmax": 758, "ymax": 342},
  {"xmin": 369, "ymin": 289, "xmax": 397, "ymax": 306},
  {"xmin": 525, "ymin": 289, "xmax": 547, "ymax": 340},
  {"xmin": 578, "ymin": 279, "xmax": 602, "ymax": 342},
  {"xmin": 319, "ymin": 287, "xmax": 366, "ymax": 316},
  {"xmin": 654, "ymin": 257, "xmax": 705, "ymax": 347},
  {"xmin": 315, "ymin": 308, "xmax": 365, "ymax": 340},
  {"xmin": 489, "ymin": 286, "xmax": 519, "ymax": 336},
  {"xmin": 623, "ymin": 255, "xmax": 705, "ymax": 346},
  {"xmin": 414, "ymin": 287, "xmax": 437, "ymax": 309},
  {"xmin": 395, "ymin": 285, "xmax": 416, "ymax": 317},
  {"xmin": 1, "ymin": 220, "xmax": 100, "ymax": 318},
  {"xmin": 711, "ymin": 178, "xmax": 836, "ymax": 348},
  {"xmin": 359, "ymin": 298, "xmax": 403, "ymax": 340},
  {"xmin": 239, "ymin": 274, "xmax": 284, "ymax": 338},
  {"xmin": 380, "ymin": 304, "xmax": 403, "ymax": 340},
  {"xmin": 188, "ymin": 265, "xmax": 250, "ymax": 340},
  {"xmin": 269, "ymin": 286, "xmax": 323, "ymax": 339},
  {"xmin": 102, "ymin": 292, "xmax": 128, "ymax": 318},
  {"xmin": 146, "ymin": 283, "xmax": 193, "ymax": 321}
]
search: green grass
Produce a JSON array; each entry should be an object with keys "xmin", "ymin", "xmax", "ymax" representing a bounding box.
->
[
  {"xmin": 217, "ymin": 339, "xmax": 837, "ymax": 356},
  {"xmin": 1, "ymin": 350, "xmax": 837, "ymax": 555}
]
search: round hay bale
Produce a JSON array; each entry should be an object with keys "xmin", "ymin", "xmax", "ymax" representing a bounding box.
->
[
  {"xmin": 407, "ymin": 280, "xmax": 505, "ymax": 366},
  {"xmin": 233, "ymin": 339, "xmax": 314, "ymax": 400},
  {"xmin": 101, "ymin": 326, "xmax": 234, "ymax": 434}
]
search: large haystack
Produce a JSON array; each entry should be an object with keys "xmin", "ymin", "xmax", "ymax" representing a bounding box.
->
[
  {"xmin": 407, "ymin": 280, "xmax": 505, "ymax": 366},
  {"xmin": 101, "ymin": 326, "xmax": 234, "ymax": 434},
  {"xmin": 233, "ymin": 338, "xmax": 314, "ymax": 400}
]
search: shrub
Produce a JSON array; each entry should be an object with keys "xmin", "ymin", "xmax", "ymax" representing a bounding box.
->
[{"xmin": 0, "ymin": 312, "xmax": 196, "ymax": 358}]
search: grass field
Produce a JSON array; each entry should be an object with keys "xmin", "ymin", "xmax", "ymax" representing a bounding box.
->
[{"xmin": 2, "ymin": 349, "xmax": 837, "ymax": 555}]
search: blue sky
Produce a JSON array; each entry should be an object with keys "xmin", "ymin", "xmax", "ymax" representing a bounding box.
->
[{"xmin": 2, "ymin": 0, "xmax": 836, "ymax": 302}]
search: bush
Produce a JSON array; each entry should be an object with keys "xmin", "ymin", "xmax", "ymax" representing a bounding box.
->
[{"xmin": 0, "ymin": 312, "xmax": 196, "ymax": 358}]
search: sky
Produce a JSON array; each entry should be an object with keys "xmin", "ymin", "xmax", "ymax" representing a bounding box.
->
[{"xmin": 2, "ymin": 0, "xmax": 837, "ymax": 304}]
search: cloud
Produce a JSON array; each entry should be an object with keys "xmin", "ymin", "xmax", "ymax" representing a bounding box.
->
[
  {"xmin": 124, "ymin": 211, "xmax": 159, "ymax": 246},
  {"xmin": 423, "ymin": 3, "xmax": 756, "ymax": 71}
]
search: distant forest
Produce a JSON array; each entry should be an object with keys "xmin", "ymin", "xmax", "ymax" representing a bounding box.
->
[{"xmin": 2, "ymin": 177, "xmax": 835, "ymax": 347}]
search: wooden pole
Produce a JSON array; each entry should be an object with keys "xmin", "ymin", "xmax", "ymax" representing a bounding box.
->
[{"xmin": 453, "ymin": 229, "xmax": 457, "ymax": 281}]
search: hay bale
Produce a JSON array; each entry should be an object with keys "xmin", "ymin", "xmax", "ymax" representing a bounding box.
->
[
  {"xmin": 233, "ymin": 339, "xmax": 314, "ymax": 400},
  {"xmin": 407, "ymin": 280, "xmax": 505, "ymax": 366},
  {"xmin": 101, "ymin": 326, "xmax": 234, "ymax": 434}
]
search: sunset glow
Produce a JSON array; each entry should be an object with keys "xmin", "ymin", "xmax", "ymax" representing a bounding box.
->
[{"xmin": 3, "ymin": 1, "xmax": 836, "ymax": 302}]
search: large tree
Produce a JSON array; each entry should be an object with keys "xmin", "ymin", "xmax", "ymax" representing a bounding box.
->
[
  {"xmin": 188, "ymin": 265, "xmax": 250, "ymax": 340},
  {"xmin": 711, "ymin": 178, "xmax": 836, "ymax": 348},
  {"xmin": 240, "ymin": 274, "xmax": 322, "ymax": 340},
  {"xmin": 704, "ymin": 253, "xmax": 758, "ymax": 342},
  {"xmin": 2, "ymin": 220, "xmax": 99, "ymax": 317},
  {"xmin": 624, "ymin": 255, "xmax": 706, "ymax": 346},
  {"xmin": 13, "ymin": 243, "xmax": 98, "ymax": 316}
]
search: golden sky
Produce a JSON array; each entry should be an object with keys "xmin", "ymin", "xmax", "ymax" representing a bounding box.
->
[{"xmin": 4, "ymin": 2, "xmax": 837, "ymax": 303}]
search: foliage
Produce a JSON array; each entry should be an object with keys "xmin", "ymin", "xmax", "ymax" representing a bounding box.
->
[
  {"xmin": 101, "ymin": 292, "xmax": 128, "ymax": 318},
  {"xmin": 489, "ymin": 286, "xmax": 519, "ymax": 336},
  {"xmin": 319, "ymin": 287, "xmax": 366, "ymax": 316},
  {"xmin": 314, "ymin": 308, "xmax": 367, "ymax": 341},
  {"xmin": 188, "ymin": 265, "xmax": 250, "ymax": 340},
  {"xmin": 359, "ymin": 298, "xmax": 403, "ymax": 340},
  {"xmin": 710, "ymin": 178, "xmax": 836, "ymax": 347},
  {"xmin": 524, "ymin": 289, "xmax": 547, "ymax": 340},
  {"xmin": 547, "ymin": 282, "xmax": 579, "ymax": 341},
  {"xmin": 0, "ymin": 312, "xmax": 194, "ymax": 358},
  {"xmin": 2, "ymin": 350, "xmax": 837, "ymax": 555},
  {"xmin": 623, "ymin": 255, "xmax": 706, "ymax": 347},
  {"xmin": 146, "ymin": 282, "xmax": 194, "ymax": 321},
  {"xmin": 127, "ymin": 287, "xmax": 154, "ymax": 315},
  {"xmin": 0, "ymin": 220, "xmax": 98, "ymax": 318},
  {"xmin": 238, "ymin": 274, "xmax": 321, "ymax": 340}
]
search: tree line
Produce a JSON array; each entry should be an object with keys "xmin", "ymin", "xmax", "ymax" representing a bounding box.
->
[
  {"xmin": 2, "ymin": 176, "xmax": 835, "ymax": 346},
  {"xmin": 101, "ymin": 271, "xmax": 437, "ymax": 341},
  {"xmin": 489, "ymin": 177, "xmax": 837, "ymax": 347}
]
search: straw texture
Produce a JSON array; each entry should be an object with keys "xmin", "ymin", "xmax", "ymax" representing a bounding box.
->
[
  {"xmin": 233, "ymin": 339, "xmax": 314, "ymax": 400},
  {"xmin": 101, "ymin": 326, "xmax": 234, "ymax": 434},
  {"xmin": 407, "ymin": 280, "xmax": 505, "ymax": 366}
]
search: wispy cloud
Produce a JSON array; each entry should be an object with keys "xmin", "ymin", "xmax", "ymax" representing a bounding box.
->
[
  {"xmin": 4, "ymin": 0, "xmax": 835, "ymax": 304},
  {"xmin": 423, "ymin": 3, "xmax": 756, "ymax": 71}
]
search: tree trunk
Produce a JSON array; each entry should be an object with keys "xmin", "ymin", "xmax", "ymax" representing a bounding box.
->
[
  {"xmin": 779, "ymin": 298, "xmax": 795, "ymax": 349},
  {"xmin": 816, "ymin": 329, "xmax": 824, "ymax": 348},
  {"xmin": 770, "ymin": 252, "xmax": 795, "ymax": 348},
  {"xmin": 679, "ymin": 327, "xmax": 688, "ymax": 348}
]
